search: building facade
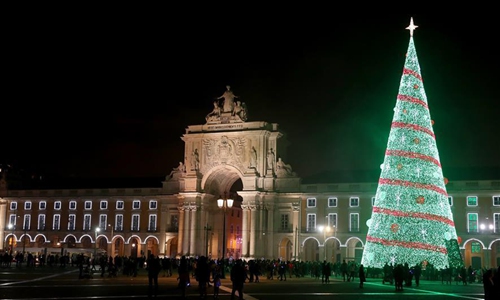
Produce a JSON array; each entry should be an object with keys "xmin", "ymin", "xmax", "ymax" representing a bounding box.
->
[{"xmin": 0, "ymin": 97, "xmax": 499, "ymax": 269}]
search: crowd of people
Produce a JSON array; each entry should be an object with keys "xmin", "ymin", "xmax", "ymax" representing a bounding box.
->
[{"xmin": 2, "ymin": 251, "xmax": 499, "ymax": 299}]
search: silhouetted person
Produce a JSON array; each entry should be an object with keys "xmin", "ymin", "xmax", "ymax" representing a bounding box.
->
[
  {"xmin": 147, "ymin": 254, "xmax": 161, "ymax": 298},
  {"xmin": 230, "ymin": 259, "xmax": 247, "ymax": 300}
]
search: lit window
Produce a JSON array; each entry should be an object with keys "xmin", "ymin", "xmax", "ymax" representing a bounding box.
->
[
  {"xmin": 10, "ymin": 202, "xmax": 17, "ymax": 210},
  {"xmin": 307, "ymin": 198, "xmax": 316, "ymax": 208},
  {"xmin": 471, "ymin": 242, "xmax": 481, "ymax": 253},
  {"xmin": 133, "ymin": 200, "xmax": 141, "ymax": 209},
  {"xmin": 149, "ymin": 200, "xmax": 157, "ymax": 210},
  {"xmin": 281, "ymin": 214, "xmax": 289, "ymax": 231},
  {"xmin": 53, "ymin": 214, "xmax": 61, "ymax": 230},
  {"xmin": 467, "ymin": 196, "xmax": 478, "ymax": 206},
  {"xmin": 38, "ymin": 214, "xmax": 45, "ymax": 230},
  {"xmin": 116, "ymin": 214, "xmax": 123, "ymax": 231},
  {"xmin": 83, "ymin": 214, "xmax": 91, "ymax": 230},
  {"xmin": 100, "ymin": 201, "xmax": 108, "ymax": 210},
  {"xmin": 349, "ymin": 213, "xmax": 359, "ymax": 232},
  {"xmin": 54, "ymin": 201, "xmax": 61, "ymax": 210},
  {"xmin": 116, "ymin": 201, "xmax": 124, "ymax": 210},
  {"xmin": 327, "ymin": 213, "xmax": 337, "ymax": 228},
  {"xmin": 25, "ymin": 201, "xmax": 32, "ymax": 210},
  {"xmin": 39, "ymin": 201, "xmax": 46, "ymax": 210},
  {"xmin": 307, "ymin": 214, "xmax": 316, "ymax": 231},
  {"xmin": 131, "ymin": 214, "xmax": 140, "ymax": 231},
  {"xmin": 149, "ymin": 214, "xmax": 157, "ymax": 231},
  {"xmin": 328, "ymin": 197, "xmax": 337, "ymax": 207},
  {"xmin": 493, "ymin": 196, "xmax": 500, "ymax": 206},
  {"xmin": 68, "ymin": 214, "xmax": 76, "ymax": 231},
  {"xmin": 350, "ymin": 197, "xmax": 359, "ymax": 207},
  {"xmin": 69, "ymin": 201, "xmax": 77, "ymax": 210},
  {"xmin": 468, "ymin": 213, "xmax": 478, "ymax": 233},
  {"xmin": 84, "ymin": 201, "xmax": 92, "ymax": 210}
]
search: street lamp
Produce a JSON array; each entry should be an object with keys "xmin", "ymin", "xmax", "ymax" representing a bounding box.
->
[
  {"xmin": 217, "ymin": 193, "xmax": 233, "ymax": 279},
  {"xmin": 94, "ymin": 227, "xmax": 100, "ymax": 258},
  {"xmin": 7, "ymin": 224, "xmax": 13, "ymax": 254},
  {"xmin": 319, "ymin": 225, "xmax": 331, "ymax": 261}
]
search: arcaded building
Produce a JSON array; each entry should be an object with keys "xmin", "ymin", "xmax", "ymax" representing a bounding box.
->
[{"xmin": 0, "ymin": 98, "xmax": 499, "ymax": 270}]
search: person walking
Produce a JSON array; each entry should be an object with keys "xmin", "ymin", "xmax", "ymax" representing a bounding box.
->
[
  {"xmin": 483, "ymin": 268, "xmax": 495, "ymax": 300},
  {"xmin": 230, "ymin": 259, "xmax": 247, "ymax": 300}
]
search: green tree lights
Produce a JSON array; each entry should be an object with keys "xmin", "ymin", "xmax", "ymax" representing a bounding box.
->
[{"xmin": 361, "ymin": 19, "xmax": 462, "ymax": 269}]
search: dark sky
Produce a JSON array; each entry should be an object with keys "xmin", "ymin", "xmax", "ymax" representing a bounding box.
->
[{"xmin": 2, "ymin": 12, "xmax": 499, "ymax": 182}]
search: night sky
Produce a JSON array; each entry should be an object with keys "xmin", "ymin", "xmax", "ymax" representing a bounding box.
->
[{"xmin": 3, "ymin": 12, "xmax": 499, "ymax": 183}]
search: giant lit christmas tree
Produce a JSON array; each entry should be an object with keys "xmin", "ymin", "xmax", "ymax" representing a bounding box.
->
[{"xmin": 361, "ymin": 18, "xmax": 462, "ymax": 269}]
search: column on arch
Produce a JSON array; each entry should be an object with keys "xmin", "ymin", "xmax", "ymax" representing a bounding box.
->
[
  {"xmin": 189, "ymin": 205, "xmax": 197, "ymax": 256},
  {"xmin": 182, "ymin": 204, "xmax": 190, "ymax": 255},
  {"xmin": 249, "ymin": 205, "xmax": 257, "ymax": 257},
  {"xmin": 241, "ymin": 205, "xmax": 249, "ymax": 257},
  {"xmin": 292, "ymin": 202, "xmax": 300, "ymax": 260},
  {"xmin": 177, "ymin": 205, "xmax": 186, "ymax": 255}
]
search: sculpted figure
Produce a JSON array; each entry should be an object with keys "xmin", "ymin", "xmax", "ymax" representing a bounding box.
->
[
  {"xmin": 206, "ymin": 101, "xmax": 221, "ymax": 122},
  {"xmin": 276, "ymin": 157, "xmax": 295, "ymax": 176},
  {"xmin": 249, "ymin": 146, "xmax": 257, "ymax": 168},
  {"xmin": 267, "ymin": 148, "xmax": 275, "ymax": 170},
  {"xmin": 191, "ymin": 149, "xmax": 200, "ymax": 171},
  {"xmin": 217, "ymin": 85, "xmax": 238, "ymax": 113}
]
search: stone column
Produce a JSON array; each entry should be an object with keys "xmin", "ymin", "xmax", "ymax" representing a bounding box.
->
[
  {"xmin": 241, "ymin": 206, "xmax": 249, "ymax": 257},
  {"xmin": 189, "ymin": 205, "xmax": 197, "ymax": 256},
  {"xmin": 182, "ymin": 205, "xmax": 190, "ymax": 256},
  {"xmin": 177, "ymin": 206, "xmax": 185, "ymax": 256},
  {"xmin": 266, "ymin": 204, "xmax": 274, "ymax": 258},
  {"xmin": 292, "ymin": 203, "xmax": 300, "ymax": 260},
  {"xmin": 0, "ymin": 202, "xmax": 6, "ymax": 251},
  {"xmin": 249, "ymin": 205, "xmax": 257, "ymax": 258}
]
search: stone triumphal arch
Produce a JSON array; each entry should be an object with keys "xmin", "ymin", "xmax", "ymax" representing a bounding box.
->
[{"xmin": 162, "ymin": 88, "xmax": 301, "ymax": 259}]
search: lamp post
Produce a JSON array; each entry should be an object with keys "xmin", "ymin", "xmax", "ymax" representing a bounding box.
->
[
  {"xmin": 217, "ymin": 193, "xmax": 233, "ymax": 279},
  {"xmin": 94, "ymin": 227, "xmax": 100, "ymax": 258},
  {"xmin": 7, "ymin": 223, "xmax": 13, "ymax": 254}
]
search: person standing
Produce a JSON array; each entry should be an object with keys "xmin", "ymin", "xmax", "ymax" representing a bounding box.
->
[
  {"xmin": 358, "ymin": 264, "xmax": 366, "ymax": 288},
  {"xmin": 483, "ymin": 268, "xmax": 494, "ymax": 300},
  {"xmin": 147, "ymin": 254, "xmax": 161, "ymax": 298},
  {"xmin": 230, "ymin": 259, "xmax": 247, "ymax": 300}
]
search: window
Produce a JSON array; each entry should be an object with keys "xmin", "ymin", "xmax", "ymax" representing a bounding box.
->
[
  {"xmin": 468, "ymin": 213, "xmax": 478, "ymax": 233},
  {"xmin": 133, "ymin": 200, "xmax": 141, "ymax": 209},
  {"xmin": 471, "ymin": 242, "xmax": 481, "ymax": 253},
  {"xmin": 39, "ymin": 201, "xmax": 46, "ymax": 210},
  {"xmin": 350, "ymin": 213, "xmax": 359, "ymax": 232},
  {"xmin": 307, "ymin": 214, "xmax": 316, "ymax": 231},
  {"xmin": 493, "ymin": 196, "xmax": 500, "ymax": 206},
  {"xmin": 281, "ymin": 214, "xmax": 289, "ymax": 231},
  {"xmin": 100, "ymin": 201, "xmax": 108, "ymax": 210},
  {"xmin": 371, "ymin": 197, "xmax": 376, "ymax": 206},
  {"xmin": 54, "ymin": 201, "xmax": 61, "ymax": 210},
  {"xmin": 116, "ymin": 201, "xmax": 124, "ymax": 210},
  {"xmin": 149, "ymin": 200, "xmax": 157, "ymax": 209},
  {"xmin": 53, "ymin": 214, "xmax": 61, "ymax": 230},
  {"xmin": 149, "ymin": 214, "xmax": 157, "ymax": 231},
  {"xmin": 23, "ymin": 215, "xmax": 31, "ymax": 230},
  {"xmin": 99, "ymin": 215, "xmax": 107, "ymax": 229},
  {"xmin": 9, "ymin": 214, "xmax": 17, "ymax": 227},
  {"xmin": 116, "ymin": 214, "xmax": 123, "ymax": 231},
  {"xmin": 68, "ymin": 214, "xmax": 76, "ymax": 231},
  {"xmin": 10, "ymin": 202, "xmax": 17, "ymax": 210},
  {"xmin": 38, "ymin": 214, "xmax": 45, "ymax": 230},
  {"xmin": 25, "ymin": 201, "xmax": 32, "ymax": 210},
  {"xmin": 350, "ymin": 197, "xmax": 359, "ymax": 207},
  {"xmin": 307, "ymin": 198, "xmax": 316, "ymax": 208},
  {"xmin": 467, "ymin": 196, "xmax": 478, "ymax": 206},
  {"xmin": 131, "ymin": 214, "xmax": 140, "ymax": 231},
  {"xmin": 84, "ymin": 201, "xmax": 92, "ymax": 210},
  {"xmin": 494, "ymin": 213, "xmax": 500, "ymax": 233},
  {"xmin": 237, "ymin": 225, "xmax": 241, "ymax": 235},
  {"xmin": 83, "ymin": 214, "xmax": 91, "ymax": 231},
  {"xmin": 328, "ymin": 197, "xmax": 337, "ymax": 207},
  {"xmin": 69, "ymin": 201, "xmax": 77, "ymax": 210},
  {"xmin": 448, "ymin": 196, "xmax": 453, "ymax": 206},
  {"xmin": 327, "ymin": 213, "xmax": 337, "ymax": 228},
  {"xmin": 230, "ymin": 224, "xmax": 234, "ymax": 234}
]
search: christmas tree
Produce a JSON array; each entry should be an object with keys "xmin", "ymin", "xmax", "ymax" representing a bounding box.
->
[{"xmin": 361, "ymin": 18, "xmax": 461, "ymax": 269}]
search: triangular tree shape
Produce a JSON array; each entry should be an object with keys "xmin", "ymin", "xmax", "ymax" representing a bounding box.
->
[{"xmin": 361, "ymin": 19, "xmax": 459, "ymax": 269}]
